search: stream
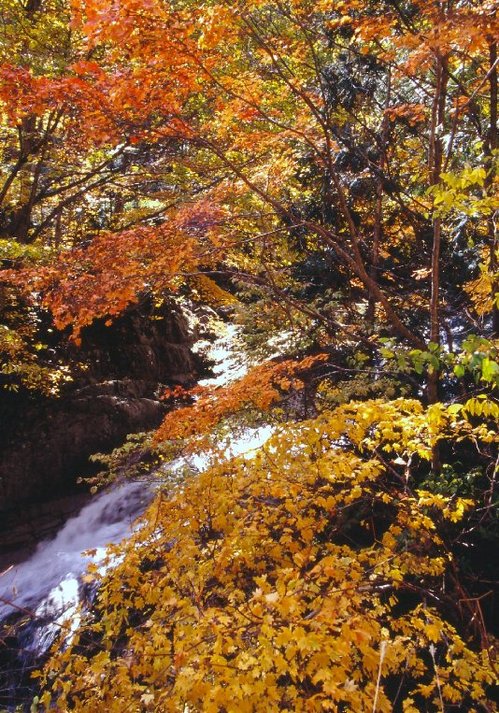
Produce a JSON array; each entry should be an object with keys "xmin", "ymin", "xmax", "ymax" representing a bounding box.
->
[{"xmin": 0, "ymin": 315, "xmax": 273, "ymax": 709}]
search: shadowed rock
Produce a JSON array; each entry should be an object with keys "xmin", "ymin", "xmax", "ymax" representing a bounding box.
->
[{"xmin": 0, "ymin": 299, "xmax": 201, "ymax": 514}]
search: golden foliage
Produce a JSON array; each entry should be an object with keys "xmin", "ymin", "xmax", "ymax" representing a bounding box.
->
[
  {"xmin": 466, "ymin": 249, "xmax": 499, "ymax": 318},
  {"xmin": 40, "ymin": 399, "xmax": 498, "ymax": 711},
  {"xmin": 189, "ymin": 274, "xmax": 239, "ymax": 307}
]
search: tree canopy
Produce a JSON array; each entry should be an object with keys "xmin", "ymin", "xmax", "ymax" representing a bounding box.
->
[{"xmin": 0, "ymin": 0, "xmax": 498, "ymax": 710}]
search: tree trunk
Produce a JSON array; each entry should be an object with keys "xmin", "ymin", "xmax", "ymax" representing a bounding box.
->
[
  {"xmin": 485, "ymin": 39, "xmax": 498, "ymax": 336},
  {"xmin": 427, "ymin": 19, "xmax": 449, "ymax": 469},
  {"xmin": 367, "ymin": 71, "xmax": 391, "ymax": 326},
  {"xmin": 427, "ymin": 48, "xmax": 448, "ymax": 407}
]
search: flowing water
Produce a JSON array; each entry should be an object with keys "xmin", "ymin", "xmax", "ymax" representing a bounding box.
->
[{"xmin": 0, "ymin": 314, "xmax": 273, "ymax": 708}]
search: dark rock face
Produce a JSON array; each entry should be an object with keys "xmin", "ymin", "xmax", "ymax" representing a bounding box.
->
[{"xmin": 0, "ymin": 300, "xmax": 200, "ymax": 514}]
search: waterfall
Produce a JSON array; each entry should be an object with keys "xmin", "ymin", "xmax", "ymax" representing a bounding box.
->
[
  {"xmin": 0, "ymin": 478, "xmax": 155, "ymax": 626},
  {"xmin": 0, "ymin": 313, "xmax": 274, "ymax": 709}
]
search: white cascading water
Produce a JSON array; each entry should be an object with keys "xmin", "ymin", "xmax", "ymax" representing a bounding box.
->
[
  {"xmin": 0, "ymin": 315, "xmax": 273, "ymax": 665},
  {"xmin": 0, "ymin": 479, "xmax": 156, "ymax": 645}
]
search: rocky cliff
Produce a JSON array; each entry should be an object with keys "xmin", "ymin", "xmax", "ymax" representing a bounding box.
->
[{"xmin": 0, "ymin": 299, "xmax": 200, "ymax": 514}]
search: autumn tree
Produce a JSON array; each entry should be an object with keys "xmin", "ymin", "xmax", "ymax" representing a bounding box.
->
[
  {"xmin": 0, "ymin": 0, "xmax": 226, "ymax": 386},
  {"xmin": 0, "ymin": 1, "xmax": 498, "ymax": 708},
  {"xmin": 38, "ymin": 396, "xmax": 499, "ymax": 711},
  {"xmin": 7, "ymin": 0, "xmax": 493, "ymax": 401}
]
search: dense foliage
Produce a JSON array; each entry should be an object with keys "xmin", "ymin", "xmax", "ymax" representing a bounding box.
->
[
  {"xmin": 0, "ymin": 0, "xmax": 498, "ymax": 709},
  {"xmin": 38, "ymin": 398, "xmax": 498, "ymax": 711}
]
